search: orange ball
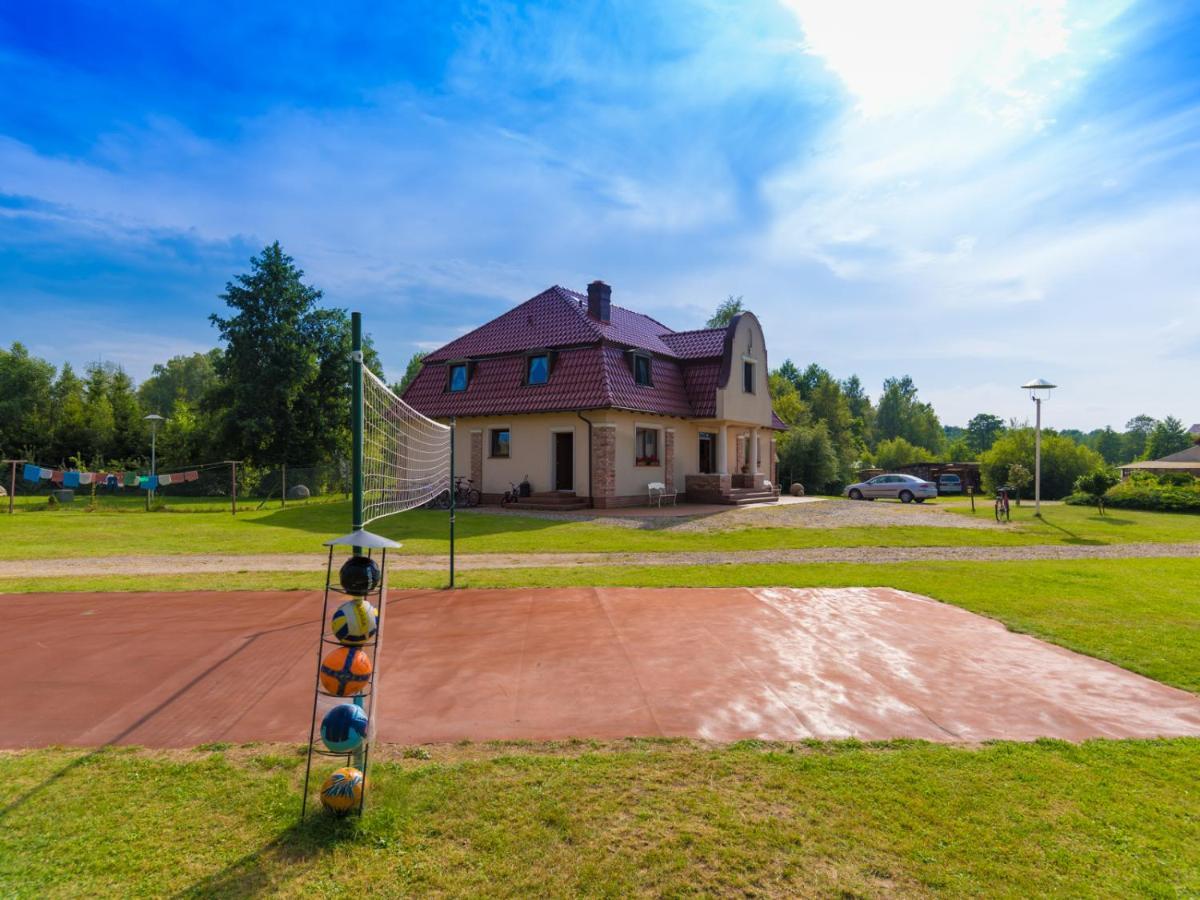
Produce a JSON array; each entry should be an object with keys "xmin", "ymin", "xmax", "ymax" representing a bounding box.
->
[{"xmin": 319, "ymin": 647, "xmax": 372, "ymax": 696}]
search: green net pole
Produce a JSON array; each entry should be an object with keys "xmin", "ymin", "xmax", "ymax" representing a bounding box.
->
[
  {"xmin": 449, "ymin": 418, "xmax": 456, "ymax": 589},
  {"xmin": 351, "ymin": 312, "xmax": 364, "ymax": 539}
]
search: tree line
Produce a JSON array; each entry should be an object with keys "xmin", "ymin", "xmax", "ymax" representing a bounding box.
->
[
  {"xmin": 695, "ymin": 300, "xmax": 1196, "ymax": 497},
  {"xmin": 0, "ymin": 243, "xmax": 382, "ymax": 471}
]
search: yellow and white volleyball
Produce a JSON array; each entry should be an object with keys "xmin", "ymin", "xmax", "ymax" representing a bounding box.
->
[{"xmin": 331, "ymin": 598, "xmax": 378, "ymax": 645}]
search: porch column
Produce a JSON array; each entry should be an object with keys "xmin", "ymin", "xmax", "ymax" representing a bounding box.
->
[
  {"xmin": 750, "ymin": 428, "xmax": 760, "ymax": 474},
  {"xmin": 717, "ymin": 425, "xmax": 729, "ymax": 474}
]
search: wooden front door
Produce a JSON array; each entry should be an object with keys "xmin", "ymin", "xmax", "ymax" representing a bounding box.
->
[{"xmin": 554, "ymin": 432, "xmax": 574, "ymax": 491}]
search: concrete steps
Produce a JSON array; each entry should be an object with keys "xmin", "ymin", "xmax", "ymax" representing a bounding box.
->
[
  {"xmin": 510, "ymin": 491, "xmax": 591, "ymax": 512},
  {"xmin": 720, "ymin": 488, "xmax": 779, "ymax": 506}
]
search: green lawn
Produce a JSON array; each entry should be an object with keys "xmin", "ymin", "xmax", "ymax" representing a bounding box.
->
[
  {"xmin": 6, "ymin": 558, "xmax": 1199, "ymax": 694},
  {"xmin": 2, "ymin": 740, "xmax": 1197, "ymax": 896},
  {"xmin": 1, "ymin": 496, "xmax": 1196, "ymax": 559}
]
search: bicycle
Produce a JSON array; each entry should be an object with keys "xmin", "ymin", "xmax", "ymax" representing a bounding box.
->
[
  {"xmin": 454, "ymin": 476, "xmax": 482, "ymax": 508},
  {"xmin": 501, "ymin": 481, "xmax": 520, "ymax": 507},
  {"xmin": 994, "ymin": 486, "xmax": 1011, "ymax": 523}
]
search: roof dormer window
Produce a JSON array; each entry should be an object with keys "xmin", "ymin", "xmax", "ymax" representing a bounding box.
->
[
  {"xmin": 527, "ymin": 353, "xmax": 549, "ymax": 386},
  {"xmin": 448, "ymin": 363, "xmax": 468, "ymax": 392},
  {"xmin": 633, "ymin": 353, "xmax": 653, "ymax": 387}
]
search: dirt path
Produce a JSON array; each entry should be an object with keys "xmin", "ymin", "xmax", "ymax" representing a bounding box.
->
[
  {"xmin": 6, "ymin": 587, "xmax": 1200, "ymax": 747},
  {"xmin": 2, "ymin": 541, "xmax": 1198, "ymax": 579}
]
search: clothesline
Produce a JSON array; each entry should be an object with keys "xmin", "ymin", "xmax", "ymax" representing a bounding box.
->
[{"xmin": 20, "ymin": 462, "xmax": 211, "ymax": 490}]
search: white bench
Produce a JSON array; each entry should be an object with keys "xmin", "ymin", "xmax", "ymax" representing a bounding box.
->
[{"xmin": 647, "ymin": 481, "xmax": 677, "ymax": 507}]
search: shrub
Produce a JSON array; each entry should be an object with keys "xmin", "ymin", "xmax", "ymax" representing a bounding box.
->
[
  {"xmin": 777, "ymin": 422, "xmax": 840, "ymax": 494},
  {"xmin": 1096, "ymin": 473, "xmax": 1200, "ymax": 513},
  {"xmin": 979, "ymin": 429, "xmax": 1104, "ymax": 500},
  {"xmin": 1072, "ymin": 468, "xmax": 1120, "ymax": 514},
  {"xmin": 872, "ymin": 436, "xmax": 934, "ymax": 471}
]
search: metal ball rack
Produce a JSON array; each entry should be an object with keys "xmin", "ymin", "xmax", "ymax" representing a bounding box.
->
[{"xmin": 300, "ymin": 528, "xmax": 399, "ymax": 818}]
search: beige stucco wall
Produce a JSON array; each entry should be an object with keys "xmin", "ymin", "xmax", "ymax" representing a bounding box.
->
[
  {"xmin": 448, "ymin": 411, "xmax": 706, "ymax": 499},
  {"xmin": 449, "ymin": 414, "xmax": 590, "ymax": 497},
  {"xmin": 715, "ymin": 313, "xmax": 773, "ymax": 428}
]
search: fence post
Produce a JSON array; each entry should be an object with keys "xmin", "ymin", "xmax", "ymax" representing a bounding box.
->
[
  {"xmin": 7, "ymin": 460, "xmax": 18, "ymax": 515},
  {"xmin": 230, "ymin": 461, "xmax": 238, "ymax": 515}
]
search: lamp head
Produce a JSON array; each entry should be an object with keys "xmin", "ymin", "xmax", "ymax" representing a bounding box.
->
[{"xmin": 1021, "ymin": 378, "xmax": 1056, "ymax": 400}]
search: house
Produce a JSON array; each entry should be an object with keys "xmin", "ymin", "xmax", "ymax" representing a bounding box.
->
[
  {"xmin": 402, "ymin": 281, "xmax": 784, "ymax": 508},
  {"xmin": 1119, "ymin": 444, "xmax": 1200, "ymax": 480}
]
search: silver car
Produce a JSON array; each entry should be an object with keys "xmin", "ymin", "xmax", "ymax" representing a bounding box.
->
[{"xmin": 844, "ymin": 473, "xmax": 938, "ymax": 503}]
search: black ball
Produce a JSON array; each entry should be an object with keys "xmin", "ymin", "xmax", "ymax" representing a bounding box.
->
[{"xmin": 339, "ymin": 555, "xmax": 382, "ymax": 595}]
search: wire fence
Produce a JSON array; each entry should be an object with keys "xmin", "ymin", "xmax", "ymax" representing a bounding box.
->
[{"xmin": 2, "ymin": 459, "xmax": 350, "ymax": 514}]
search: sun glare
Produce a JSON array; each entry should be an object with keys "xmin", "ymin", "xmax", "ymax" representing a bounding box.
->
[{"xmin": 783, "ymin": 0, "xmax": 1074, "ymax": 117}]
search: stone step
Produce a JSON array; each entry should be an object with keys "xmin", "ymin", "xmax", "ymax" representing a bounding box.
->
[
  {"xmin": 507, "ymin": 501, "xmax": 591, "ymax": 512},
  {"xmin": 523, "ymin": 491, "xmax": 584, "ymax": 506},
  {"xmin": 720, "ymin": 489, "xmax": 778, "ymax": 506}
]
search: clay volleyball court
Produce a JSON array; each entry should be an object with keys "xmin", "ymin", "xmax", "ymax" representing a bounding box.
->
[{"xmin": 4, "ymin": 586, "xmax": 1200, "ymax": 749}]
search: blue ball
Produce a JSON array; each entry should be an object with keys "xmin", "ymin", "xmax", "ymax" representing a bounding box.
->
[{"xmin": 320, "ymin": 703, "xmax": 369, "ymax": 753}]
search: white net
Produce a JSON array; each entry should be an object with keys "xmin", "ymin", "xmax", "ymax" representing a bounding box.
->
[{"xmin": 362, "ymin": 366, "xmax": 451, "ymax": 524}]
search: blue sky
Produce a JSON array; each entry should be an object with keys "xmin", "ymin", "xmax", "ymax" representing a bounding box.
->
[{"xmin": 1, "ymin": 1, "xmax": 1197, "ymax": 429}]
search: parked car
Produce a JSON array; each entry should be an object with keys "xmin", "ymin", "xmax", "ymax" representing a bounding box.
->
[
  {"xmin": 936, "ymin": 473, "xmax": 963, "ymax": 494},
  {"xmin": 843, "ymin": 473, "xmax": 938, "ymax": 503}
]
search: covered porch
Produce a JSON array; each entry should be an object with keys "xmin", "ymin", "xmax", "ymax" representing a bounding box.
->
[{"xmin": 684, "ymin": 421, "xmax": 779, "ymax": 505}]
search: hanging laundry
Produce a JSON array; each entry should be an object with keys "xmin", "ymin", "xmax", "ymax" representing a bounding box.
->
[
  {"xmin": 106, "ymin": 474, "xmax": 119, "ymax": 488},
  {"xmin": 50, "ymin": 470, "xmax": 64, "ymax": 484},
  {"xmin": 158, "ymin": 474, "xmax": 173, "ymax": 487},
  {"xmin": 124, "ymin": 472, "xmax": 139, "ymax": 487},
  {"xmin": 63, "ymin": 471, "xmax": 81, "ymax": 488},
  {"xmin": 23, "ymin": 463, "xmax": 40, "ymax": 482},
  {"xmin": 139, "ymin": 476, "xmax": 154, "ymax": 489},
  {"xmin": 184, "ymin": 470, "xmax": 200, "ymax": 482},
  {"xmin": 40, "ymin": 467, "xmax": 53, "ymax": 480},
  {"xmin": 80, "ymin": 472, "xmax": 94, "ymax": 485}
]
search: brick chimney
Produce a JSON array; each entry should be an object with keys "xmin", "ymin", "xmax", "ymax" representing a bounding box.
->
[{"xmin": 587, "ymin": 280, "xmax": 611, "ymax": 323}]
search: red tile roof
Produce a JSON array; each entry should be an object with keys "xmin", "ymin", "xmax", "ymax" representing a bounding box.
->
[
  {"xmin": 661, "ymin": 328, "xmax": 725, "ymax": 359},
  {"xmin": 404, "ymin": 284, "xmax": 781, "ymax": 423},
  {"xmin": 425, "ymin": 286, "xmax": 685, "ymax": 362}
]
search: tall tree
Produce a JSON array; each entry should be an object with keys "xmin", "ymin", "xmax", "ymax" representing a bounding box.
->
[
  {"xmin": 965, "ymin": 413, "xmax": 1005, "ymax": 454},
  {"xmin": 82, "ymin": 363, "xmax": 116, "ymax": 460},
  {"xmin": 138, "ymin": 350, "xmax": 221, "ymax": 417},
  {"xmin": 1091, "ymin": 427, "xmax": 1125, "ymax": 464},
  {"xmin": 207, "ymin": 242, "xmax": 380, "ymax": 466},
  {"xmin": 108, "ymin": 367, "xmax": 143, "ymax": 460},
  {"xmin": 1143, "ymin": 416, "xmax": 1192, "ymax": 460},
  {"xmin": 1122, "ymin": 414, "xmax": 1157, "ymax": 460},
  {"xmin": 705, "ymin": 295, "xmax": 744, "ymax": 328},
  {"xmin": 875, "ymin": 376, "xmax": 944, "ymax": 455},
  {"xmin": 0, "ymin": 342, "xmax": 55, "ymax": 458},
  {"xmin": 394, "ymin": 352, "xmax": 427, "ymax": 395},
  {"xmin": 50, "ymin": 363, "xmax": 88, "ymax": 463}
]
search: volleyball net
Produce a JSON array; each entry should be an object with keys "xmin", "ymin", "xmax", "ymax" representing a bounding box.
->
[{"xmin": 360, "ymin": 366, "xmax": 451, "ymax": 526}]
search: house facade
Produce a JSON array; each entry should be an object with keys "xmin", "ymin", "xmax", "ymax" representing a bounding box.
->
[{"xmin": 402, "ymin": 282, "xmax": 783, "ymax": 508}]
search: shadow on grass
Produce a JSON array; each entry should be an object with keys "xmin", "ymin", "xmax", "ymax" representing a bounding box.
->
[
  {"xmin": 174, "ymin": 815, "xmax": 364, "ymax": 898},
  {"xmin": 1033, "ymin": 516, "xmax": 1105, "ymax": 546}
]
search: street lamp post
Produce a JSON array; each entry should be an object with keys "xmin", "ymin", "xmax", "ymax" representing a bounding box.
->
[
  {"xmin": 144, "ymin": 414, "xmax": 165, "ymax": 510},
  {"xmin": 1021, "ymin": 380, "xmax": 1056, "ymax": 517}
]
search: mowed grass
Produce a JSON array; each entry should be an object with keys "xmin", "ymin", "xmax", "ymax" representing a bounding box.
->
[
  {"xmin": 0, "ymin": 496, "xmax": 1196, "ymax": 559},
  {"xmin": 5, "ymin": 558, "xmax": 1199, "ymax": 693},
  {"xmin": 2, "ymin": 740, "xmax": 1198, "ymax": 897}
]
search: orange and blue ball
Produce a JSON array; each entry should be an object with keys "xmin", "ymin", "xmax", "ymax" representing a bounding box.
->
[
  {"xmin": 321, "ymin": 703, "xmax": 369, "ymax": 753},
  {"xmin": 319, "ymin": 647, "xmax": 372, "ymax": 697},
  {"xmin": 320, "ymin": 767, "xmax": 364, "ymax": 815}
]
